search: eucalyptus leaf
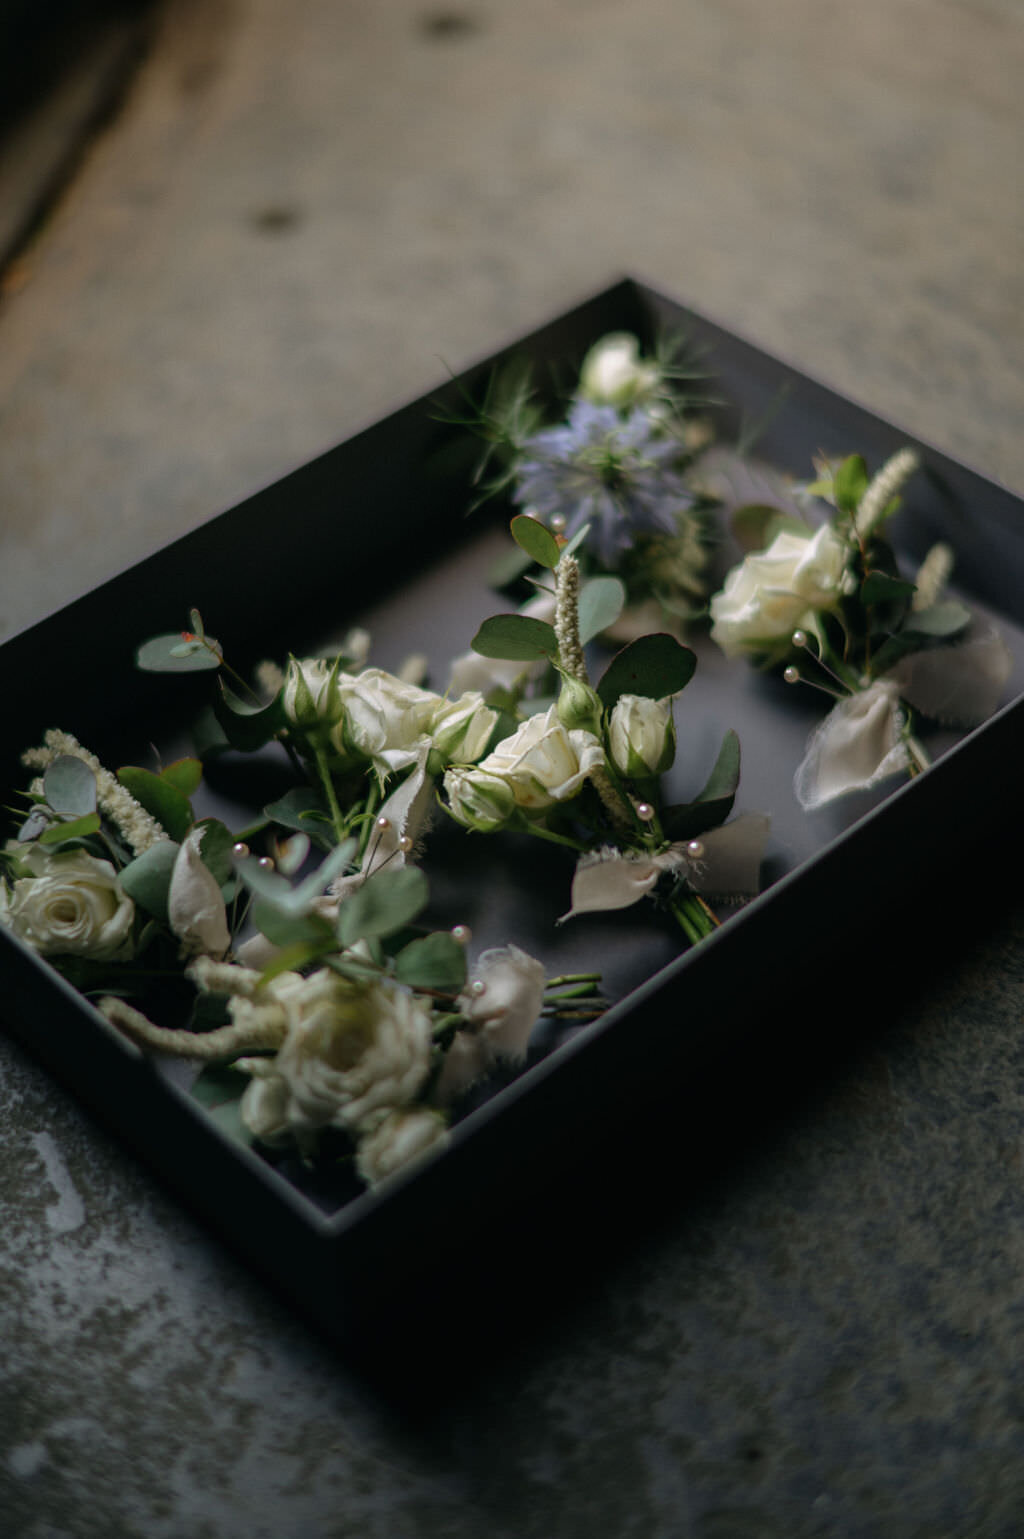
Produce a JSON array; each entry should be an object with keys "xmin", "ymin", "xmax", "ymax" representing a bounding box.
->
[
  {"xmin": 236, "ymin": 839, "xmax": 355, "ymax": 916},
  {"xmin": 662, "ymin": 729, "xmax": 741, "ymax": 840},
  {"xmin": 38, "ymin": 811, "xmax": 102, "ymax": 846},
  {"xmin": 250, "ymin": 900, "xmax": 336, "ymax": 950},
  {"xmin": 264, "ymin": 787, "xmax": 334, "ymax": 849},
  {"xmin": 43, "ymin": 756, "xmax": 97, "ymax": 817},
  {"xmin": 860, "ymin": 572, "xmax": 916, "ymax": 607},
  {"xmin": 160, "ymin": 758, "xmax": 203, "ymax": 798},
  {"xmin": 136, "ymin": 633, "xmax": 222, "ymax": 673},
  {"xmin": 834, "ymin": 454, "xmax": 869, "ymax": 515},
  {"xmin": 192, "ymin": 818, "xmax": 236, "ymax": 887},
  {"xmin": 905, "ymin": 600, "xmax": 971, "ymax": 638},
  {"xmin": 578, "ymin": 576, "xmax": 626, "ymax": 644},
  {"xmin": 336, "ymin": 865, "xmax": 429, "ymax": 949},
  {"xmin": 259, "ymin": 942, "xmax": 329, "ymax": 984},
  {"xmin": 560, "ymin": 522, "xmax": 591, "ymax": 561},
  {"xmin": 116, "ymin": 766, "xmax": 194, "ymax": 843},
  {"xmin": 213, "ymin": 679, "xmax": 286, "ymax": 752},
  {"xmin": 471, "ymin": 614, "xmax": 558, "ymax": 661},
  {"xmin": 191, "ymin": 1062, "xmax": 249, "ymax": 1110},
  {"xmin": 596, "ymin": 634, "xmax": 697, "ymax": 709},
  {"xmin": 118, "ymin": 840, "xmax": 181, "ymax": 922},
  {"xmin": 510, "ymin": 513, "xmax": 561, "ymax": 570},
  {"xmin": 394, "ymin": 932, "xmax": 467, "ymax": 993}
]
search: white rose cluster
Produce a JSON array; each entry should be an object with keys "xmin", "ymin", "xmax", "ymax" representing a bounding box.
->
[
  {"xmin": 444, "ymin": 706, "xmax": 605, "ymax": 831},
  {"xmin": 709, "ymin": 524, "xmax": 851, "ymax": 659},
  {"xmin": 1, "ymin": 844, "xmax": 136, "ymax": 961},
  {"xmin": 281, "ymin": 658, "xmax": 497, "ymax": 777},
  {"xmin": 236, "ymin": 969, "xmax": 447, "ymax": 1184}
]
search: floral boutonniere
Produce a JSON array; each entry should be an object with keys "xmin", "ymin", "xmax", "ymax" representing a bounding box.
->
[
  {"xmin": 442, "ymin": 516, "xmax": 769, "ymax": 940},
  {"xmin": 454, "ymin": 331, "xmax": 717, "ymax": 628},
  {"xmin": 708, "ymin": 449, "xmax": 1012, "ymax": 808}
]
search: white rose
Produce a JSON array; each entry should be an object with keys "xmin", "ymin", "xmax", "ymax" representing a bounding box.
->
[
  {"xmin": 2, "ymin": 845, "xmax": 135, "ymax": 960},
  {"xmin": 355, "ymin": 1107, "xmax": 448, "ymax": 1187},
  {"xmin": 579, "ymin": 332, "xmax": 661, "ymax": 408},
  {"xmin": 261, "ymin": 969, "xmax": 434, "ymax": 1137},
  {"xmin": 282, "ymin": 656, "xmax": 344, "ymax": 730},
  {"xmin": 442, "ymin": 765, "xmax": 517, "ymax": 832},
  {"xmin": 607, "ymin": 694, "xmax": 676, "ymax": 777},
  {"xmin": 457, "ymin": 944, "xmax": 547, "ymax": 1062},
  {"xmin": 709, "ymin": 524, "xmax": 850, "ymax": 658},
  {"xmin": 429, "ymin": 692, "xmax": 498, "ymax": 764},
  {"xmin": 332, "ymin": 667, "xmax": 442, "ymax": 774},
  {"xmin": 472, "ymin": 706, "xmax": 604, "ymax": 813}
]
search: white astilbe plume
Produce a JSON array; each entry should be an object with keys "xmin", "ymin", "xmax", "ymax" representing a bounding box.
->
[
  {"xmin": 22, "ymin": 730, "xmax": 169, "ymax": 854},
  {"xmin": 912, "ymin": 542, "xmax": 954, "ymax": 611},
  {"xmin": 854, "ymin": 448, "xmax": 920, "ymax": 539}
]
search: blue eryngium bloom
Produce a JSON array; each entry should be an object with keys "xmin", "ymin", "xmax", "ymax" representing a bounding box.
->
[{"xmin": 514, "ymin": 400, "xmax": 694, "ymax": 567}]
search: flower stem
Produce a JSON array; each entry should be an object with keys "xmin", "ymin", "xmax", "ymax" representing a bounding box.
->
[
  {"xmin": 905, "ymin": 734, "xmax": 931, "ymax": 778},
  {"xmin": 670, "ymin": 892, "xmax": 718, "ymax": 947},
  {"xmin": 312, "ymin": 742, "xmax": 348, "ymax": 845}
]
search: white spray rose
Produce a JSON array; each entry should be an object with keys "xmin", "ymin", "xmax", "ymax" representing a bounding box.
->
[
  {"xmin": 332, "ymin": 667, "xmax": 443, "ymax": 775},
  {"xmin": 466, "ymin": 706, "xmax": 605, "ymax": 814},
  {"xmin": 442, "ymin": 765, "xmax": 517, "ymax": 832},
  {"xmin": 607, "ymin": 694, "xmax": 676, "ymax": 777},
  {"xmin": 2, "ymin": 845, "xmax": 135, "ymax": 960},
  {"xmin": 282, "ymin": 656, "xmax": 345, "ymax": 730},
  {"xmin": 355, "ymin": 1107, "xmax": 448, "ymax": 1187},
  {"xmin": 579, "ymin": 332, "xmax": 661, "ymax": 408},
  {"xmin": 429, "ymin": 692, "xmax": 498, "ymax": 765},
  {"xmin": 240, "ymin": 969, "xmax": 434, "ymax": 1140},
  {"xmin": 709, "ymin": 524, "xmax": 850, "ymax": 658}
]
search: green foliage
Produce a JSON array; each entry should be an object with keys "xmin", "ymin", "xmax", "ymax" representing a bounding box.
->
[
  {"xmin": 662, "ymin": 730, "xmax": 741, "ymax": 840},
  {"xmin": 192, "ymin": 818, "xmax": 236, "ymax": 888},
  {"xmin": 510, "ymin": 513, "xmax": 561, "ymax": 570},
  {"xmin": 471, "ymin": 614, "xmax": 558, "ymax": 662},
  {"xmin": 235, "ymin": 839, "xmax": 355, "ymax": 917},
  {"xmin": 38, "ymin": 812, "xmax": 102, "ymax": 846},
  {"xmin": 118, "ymin": 840, "xmax": 181, "ymax": 922},
  {"xmin": 860, "ymin": 572, "xmax": 916, "ymax": 607},
  {"xmin": 213, "ymin": 679, "xmax": 286, "ymax": 752},
  {"xmin": 905, "ymin": 600, "xmax": 971, "ymax": 638},
  {"xmin": 596, "ymin": 634, "xmax": 696, "ymax": 710},
  {"xmin": 116, "ymin": 765, "xmax": 194, "ymax": 843},
  {"xmin": 394, "ymin": 932, "xmax": 467, "ymax": 993},
  {"xmin": 263, "ymin": 788, "xmax": 334, "ymax": 850},
  {"xmin": 136, "ymin": 634, "xmax": 222, "ymax": 673},
  {"xmin": 578, "ymin": 576, "xmax": 626, "ymax": 644},
  {"xmin": 336, "ymin": 866, "xmax": 429, "ymax": 949},
  {"xmin": 833, "ymin": 454, "xmax": 869, "ymax": 515},
  {"xmin": 160, "ymin": 758, "xmax": 203, "ymax": 798},
  {"xmin": 43, "ymin": 757, "xmax": 97, "ymax": 817}
]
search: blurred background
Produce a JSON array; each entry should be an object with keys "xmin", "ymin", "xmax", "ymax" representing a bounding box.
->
[{"xmin": 2, "ymin": 3, "xmax": 1024, "ymax": 1534}]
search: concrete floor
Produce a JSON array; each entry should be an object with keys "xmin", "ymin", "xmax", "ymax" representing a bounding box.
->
[{"xmin": 3, "ymin": 1, "xmax": 1024, "ymax": 1534}]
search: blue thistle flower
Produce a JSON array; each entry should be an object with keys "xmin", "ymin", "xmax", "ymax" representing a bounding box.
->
[{"xmin": 513, "ymin": 400, "xmax": 695, "ymax": 568}]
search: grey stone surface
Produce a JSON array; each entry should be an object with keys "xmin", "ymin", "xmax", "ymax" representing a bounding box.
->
[{"xmin": 2, "ymin": 0, "xmax": 1024, "ymax": 1533}]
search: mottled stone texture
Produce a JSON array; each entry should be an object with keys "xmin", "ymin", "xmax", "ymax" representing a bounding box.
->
[{"xmin": 3, "ymin": 1, "xmax": 1024, "ymax": 1533}]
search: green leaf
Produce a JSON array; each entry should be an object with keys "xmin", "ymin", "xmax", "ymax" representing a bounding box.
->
[
  {"xmin": 905, "ymin": 600, "xmax": 972, "ymax": 638},
  {"xmin": 136, "ymin": 633, "xmax": 222, "ymax": 673},
  {"xmin": 38, "ymin": 811, "xmax": 102, "ymax": 846},
  {"xmin": 116, "ymin": 765, "xmax": 194, "ymax": 843},
  {"xmin": 860, "ymin": 572, "xmax": 916, "ymax": 607},
  {"xmin": 394, "ymin": 932, "xmax": 467, "ymax": 993},
  {"xmin": 471, "ymin": 614, "xmax": 558, "ymax": 661},
  {"xmin": 336, "ymin": 865, "xmax": 429, "ymax": 949},
  {"xmin": 263, "ymin": 787, "xmax": 333, "ymax": 845},
  {"xmin": 160, "ymin": 758, "xmax": 203, "ymax": 798},
  {"xmin": 697, "ymin": 728, "xmax": 741, "ymax": 804},
  {"xmin": 235, "ymin": 839, "xmax": 355, "ymax": 916},
  {"xmin": 258, "ymin": 942, "xmax": 329, "ymax": 983},
  {"xmin": 596, "ymin": 634, "xmax": 697, "ymax": 710},
  {"xmin": 251, "ymin": 900, "xmax": 336, "ymax": 951},
  {"xmin": 191, "ymin": 1062, "xmax": 249, "ymax": 1110},
  {"xmin": 43, "ymin": 756, "xmax": 97, "ymax": 817},
  {"xmin": 213, "ymin": 679, "xmax": 286, "ymax": 752},
  {"xmin": 118, "ymin": 840, "xmax": 181, "ymax": 922},
  {"xmin": 192, "ymin": 818, "xmax": 236, "ymax": 887},
  {"xmin": 834, "ymin": 454, "xmax": 869, "ymax": 515},
  {"xmin": 578, "ymin": 577, "xmax": 626, "ymax": 644},
  {"xmin": 662, "ymin": 730, "xmax": 741, "ymax": 840},
  {"xmin": 510, "ymin": 513, "xmax": 561, "ymax": 569},
  {"xmin": 560, "ymin": 522, "xmax": 591, "ymax": 561}
]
